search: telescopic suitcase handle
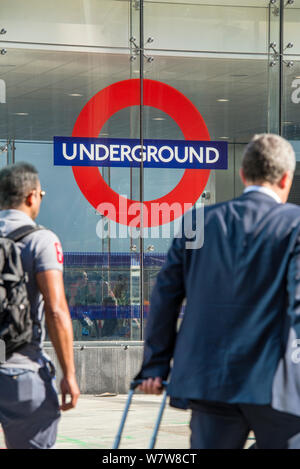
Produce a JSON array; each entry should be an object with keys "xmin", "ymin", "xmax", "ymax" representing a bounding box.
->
[
  {"xmin": 113, "ymin": 379, "xmax": 168, "ymax": 450},
  {"xmin": 130, "ymin": 379, "xmax": 168, "ymax": 390}
]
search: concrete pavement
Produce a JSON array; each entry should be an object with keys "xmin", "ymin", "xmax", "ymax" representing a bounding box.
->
[{"xmin": 0, "ymin": 394, "xmax": 255, "ymax": 449}]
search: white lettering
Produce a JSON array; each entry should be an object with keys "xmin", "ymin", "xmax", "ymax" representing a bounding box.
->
[
  {"xmin": 80, "ymin": 144, "xmax": 94, "ymax": 161},
  {"xmin": 174, "ymin": 146, "xmax": 188, "ymax": 163},
  {"xmin": 291, "ymin": 339, "xmax": 300, "ymax": 364},
  {"xmin": 158, "ymin": 146, "xmax": 173, "ymax": 163},
  {"xmin": 95, "ymin": 144, "xmax": 109, "ymax": 161},
  {"xmin": 291, "ymin": 79, "xmax": 300, "ymax": 104},
  {"xmin": 0, "ymin": 79, "xmax": 6, "ymax": 104},
  {"xmin": 132, "ymin": 145, "xmax": 146, "ymax": 162},
  {"xmin": 128, "ymin": 202, "xmax": 142, "ymax": 236},
  {"xmin": 120, "ymin": 145, "xmax": 132, "ymax": 162},
  {"xmin": 206, "ymin": 147, "xmax": 219, "ymax": 164},
  {"xmin": 95, "ymin": 203, "xmax": 116, "ymax": 239},
  {"xmin": 60, "ymin": 141, "xmax": 223, "ymax": 168},
  {"xmin": 128, "ymin": 202, "xmax": 149, "ymax": 239},
  {"xmin": 110, "ymin": 145, "xmax": 120, "ymax": 161},
  {"xmin": 118, "ymin": 195, "xmax": 129, "ymax": 238},
  {"xmin": 102, "ymin": 453, "xmax": 137, "ymax": 466},
  {"xmin": 94, "ymin": 197, "xmax": 205, "ymax": 249},
  {"xmin": 151, "ymin": 202, "xmax": 183, "ymax": 229},
  {"xmin": 147, "ymin": 145, "xmax": 159, "ymax": 162},
  {"xmin": 184, "ymin": 205, "xmax": 204, "ymax": 250},
  {"xmin": 62, "ymin": 143, "xmax": 77, "ymax": 160},
  {"xmin": 132, "ymin": 145, "xmax": 141, "ymax": 162},
  {"xmin": 189, "ymin": 147, "xmax": 203, "ymax": 163}
]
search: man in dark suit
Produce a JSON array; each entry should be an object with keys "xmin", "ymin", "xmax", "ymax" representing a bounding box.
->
[{"xmin": 137, "ymin": 134, "xmax": 300, "ymax": 449}]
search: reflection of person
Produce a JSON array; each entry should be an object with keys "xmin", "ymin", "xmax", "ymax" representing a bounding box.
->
[
  {"xmin": 0, "ymin": 163, "xmax": 79, "ymax": 448},
  {"xmin": 101, "ymin": 295, "xmax": 118, "ymax": 338},
  {"xmin": 113, "ymin": 274, "xmax": 128, "ymax": 304},
  {"xmin": 113, "ymin": 274, "xmax": 131, "ymax": 338},
  {"xmin": 73, "ymin": 271, "xmax": 99, "ymax": 339},
  {"xmin": 74, "ymin": 271, "xmax": 91, "ymax": 305},
  {"xmin": 137, "ymin": 135, "xmax": 300, "ymax": 449}
]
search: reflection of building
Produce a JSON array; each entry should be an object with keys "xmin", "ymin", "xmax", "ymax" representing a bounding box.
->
[
  {"xmin": 1, "ymin": 0, "xmax": 299, "ymax": 391},
  {"xmin": 63, "ymin": 253, "xmax": 162, "ymax": 341}
]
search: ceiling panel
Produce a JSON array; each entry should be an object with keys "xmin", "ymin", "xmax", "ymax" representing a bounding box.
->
[{"xmin": 0, "ymin": 48, "xmax": 275, "ymax": 143}]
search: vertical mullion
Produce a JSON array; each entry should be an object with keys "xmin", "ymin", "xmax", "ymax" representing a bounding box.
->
[
  {"xmin": 267, "ymin": 0, "xmax": 281, "ymax": 135},
  {"xmin": 279, "ymin": 0, "xmax": 283, "ymax": 136},
  {"xmin": 139, "ymin": 0, "xmax": 144, "ymax": 341}
]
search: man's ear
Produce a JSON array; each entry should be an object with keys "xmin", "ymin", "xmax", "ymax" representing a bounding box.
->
[
  {"xmin": 278, "ymin": 172, "xmax": 289, "ymax": 189},
  {"xmin": 24, "ymin": 191, "xmax": 34, "ymax": 207}
]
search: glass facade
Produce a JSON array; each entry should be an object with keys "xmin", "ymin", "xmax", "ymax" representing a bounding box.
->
[{"xmin": 0, "ymin": 0, "xmax": 295, "ymax": 341}]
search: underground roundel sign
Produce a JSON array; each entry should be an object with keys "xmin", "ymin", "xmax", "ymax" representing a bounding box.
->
[{"xmin": 54, "ymin": 79, "xmax": 228, "ymax": 227}]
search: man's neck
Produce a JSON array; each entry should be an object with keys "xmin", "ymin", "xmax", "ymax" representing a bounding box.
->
[
  {"xmin": 244, "ymin": 182, "xmax": 284, "ymax": 203},
  {"xmin": 7, "ymin": 205, "xmax": 34, "ymax": 220},
  {"xmin": 244, "ymin": 184, "xmax": 282, "ymax": 203}
]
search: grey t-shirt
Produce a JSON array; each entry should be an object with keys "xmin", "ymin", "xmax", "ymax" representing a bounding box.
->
[{"xmin": 0, "ymin": 209, "xmax": 64, "ymax": 370}]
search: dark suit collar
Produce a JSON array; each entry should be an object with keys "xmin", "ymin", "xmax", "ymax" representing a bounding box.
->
[{"xmin": 238, "ymin": 190, "xmax": 281, "ymax": 205}]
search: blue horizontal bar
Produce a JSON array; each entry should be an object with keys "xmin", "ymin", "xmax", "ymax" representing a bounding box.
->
[
  {"xmin": 64, "ymin": 252, "xmax": 167, "ymax": 267},
  {"xmin": 70, "ymin": 305, "xmax": 185, "ymax": 320},
  {"xmin": 54, "ymin": 136, "xmax": 228, "ymax": 170}
]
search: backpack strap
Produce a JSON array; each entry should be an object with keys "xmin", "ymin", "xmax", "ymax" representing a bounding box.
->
[{"xmin": 6, "ymin": 225, "xmax": 44, "ymax": 242}]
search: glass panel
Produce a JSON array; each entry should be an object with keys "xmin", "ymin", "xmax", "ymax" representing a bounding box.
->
[
  {"xmin": 0, "ymin": 48, "xmax": 131, "ymax": 140},
  {"xmin": 0, "ymin": 139, "xmax": 11, "ymax": 167},
  {"xmin": 0, "ymin": 0, "xmax": 275, "ymax": 344},
  {"xmin": 268, "ymin": 0, "xmax": 281, "ymax": 134},
  {"xmin": 144, "ymin": 1, "xmax": 268, "ymax": 54},
  {"xmin": 144, "ymin": 0, "xmax": 265, "ymax": 4},
  {"xmin": 282, "ymin": 57, "xmax": 300, "ymax": 204},
  {"xmin": 233, "ymin": 143, "xmax": 247, "ymax": 198},
  {"xmin": 0, "ymin": 0, "xmax": 129, "ymax": 48},
  {"xmin": 142, "ymin": 53, "xmax": 269, "ymax": 260},
  {"xmin": 143, "ymin": 52, "xmax": 269, "ymax": 205},
  {"xmin": 0, "ymin": 2, "xmax": 143, "ymax": 342},
  {"xmin": 284, "ymin": 0, "xmax": 300, "ymax": 56},
  {"xmin": 283, "ymin": 1, "xmax": 300, "ymax": 204},
  {"xmin": 282, "ymin": 58, "xmax": 300, "ymax": 141},
  {"xmin": 143, "ymin": 2, "xmax": 270, "ymax": 336}
]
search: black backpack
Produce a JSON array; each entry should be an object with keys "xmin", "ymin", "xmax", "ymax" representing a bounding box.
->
[{"xmin": 0, "ymin": 225, "xmax": 43, "ymax": 359}]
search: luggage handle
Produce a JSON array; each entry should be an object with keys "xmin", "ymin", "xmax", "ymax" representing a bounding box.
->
[
  {"xmin": 129, "ymin": 379, "xmax": 168, "ymax": 391},
  {"xmin": 113, "ymin": 379, "xmax": 168, "ymax": 450}
]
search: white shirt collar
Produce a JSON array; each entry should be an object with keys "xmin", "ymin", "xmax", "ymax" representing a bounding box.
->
[{"xmin": 243, "ymin": 185, "xmax": 281, "ymax": 204}]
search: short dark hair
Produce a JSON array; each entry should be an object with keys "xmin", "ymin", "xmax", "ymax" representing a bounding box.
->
[{"xmin": 0, "ymin": 162, "xmax": 39, "ymax": 209}]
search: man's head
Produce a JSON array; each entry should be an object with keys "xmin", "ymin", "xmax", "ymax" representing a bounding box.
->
[
  {"xmin": 0, "ymin": 162, "xmax": 44, "ymax": 219},
  {"xmin": 240, "ymin": 134, "xmax": 296, "ymax": 203}
]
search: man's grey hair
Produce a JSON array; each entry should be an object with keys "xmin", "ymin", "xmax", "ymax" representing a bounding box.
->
[
  {"xmin": 242, "ymin": 134, "xmax": 296, "ymax": 184},
  {"xmin": 0, "ymin": 162, "xmax": 39, "ymax": 209}
]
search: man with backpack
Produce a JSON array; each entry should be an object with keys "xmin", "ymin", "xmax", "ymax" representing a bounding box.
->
[{"xmin": 0, "ymin": 162, "xmax": 80, "ymax": 449}]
